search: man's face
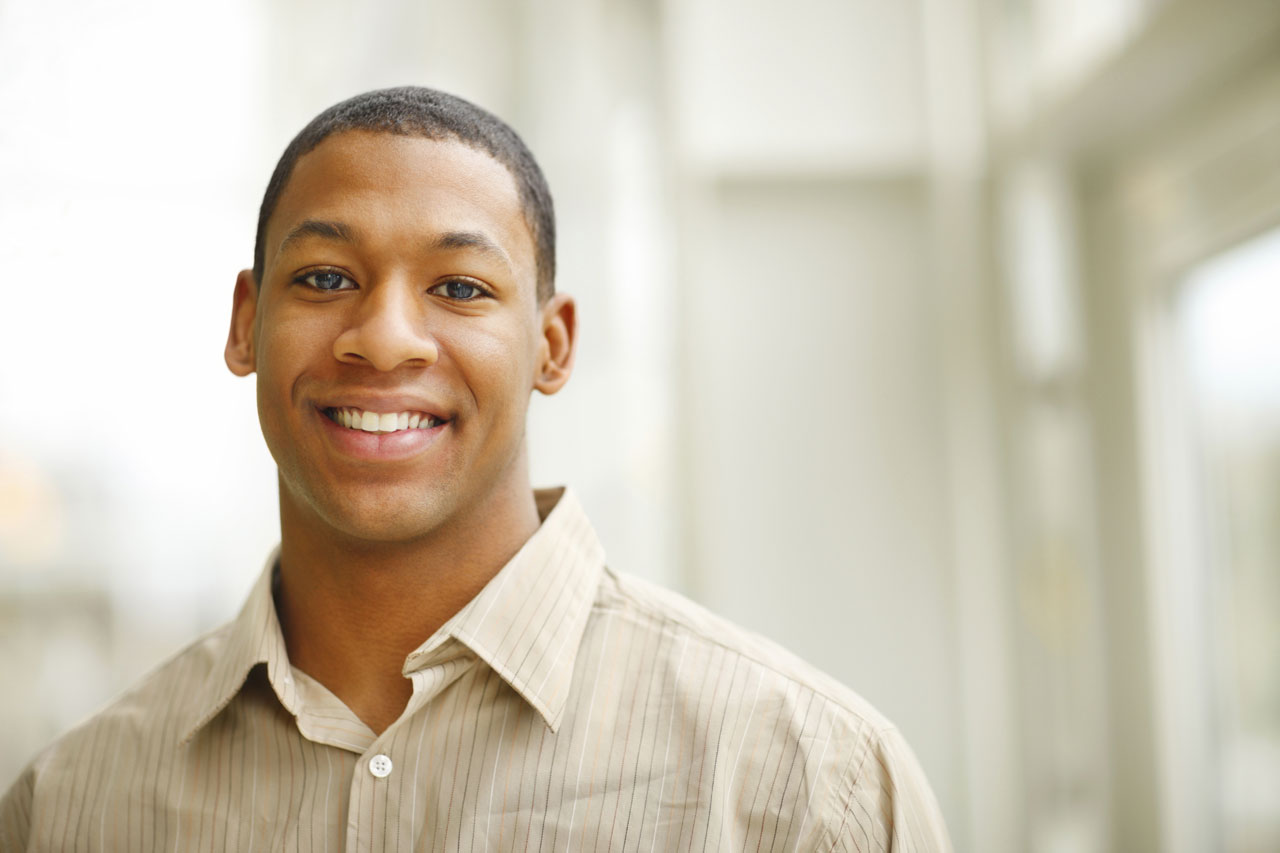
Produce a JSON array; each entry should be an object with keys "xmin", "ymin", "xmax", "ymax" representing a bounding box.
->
[{"xmin": 225, "ymin": 131, "xmax": 572, "ymax": 544}]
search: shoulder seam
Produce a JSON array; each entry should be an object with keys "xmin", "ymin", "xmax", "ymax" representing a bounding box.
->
[{"xmin": 588, "ymin": 598, "xmax": 885, "ymax": 726}]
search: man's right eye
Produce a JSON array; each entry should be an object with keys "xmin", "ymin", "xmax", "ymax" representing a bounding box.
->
[{"xmin": 300, "ymin": 271, "xmax": 355, "ymax": 291}]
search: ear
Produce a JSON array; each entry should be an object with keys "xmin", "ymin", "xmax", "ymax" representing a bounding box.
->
[
  {"xmin": 533, "ymin": 293, "xmax": 577, "ymax": 395},
  {"xmin": 225, "ymin": 269, "xmax": 259, "ymax": 377}
]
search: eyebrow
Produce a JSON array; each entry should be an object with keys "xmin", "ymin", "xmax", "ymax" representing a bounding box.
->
[
  {"xmin": 276, "ymin": 221, "xmax": 514, "ymax": 272},
  {"xmin": 277, "ymin": 219, "xmax": 357, "ymax": 254},
  {"xmin": 430, "ymin": 230, "xmax": 513, "ymax": 272}
]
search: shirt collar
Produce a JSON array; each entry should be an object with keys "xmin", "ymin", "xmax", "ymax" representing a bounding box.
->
[
  {"xmin": 180, "ymin": 544, "xmax": 292, "ymax": 744},
  {"xmin": 401, "ymin": 487, "xmax": 604, "ymax": 732},
  {"xmin": 182, "ymin": 487, "xmax": 604, "ymax": 742}
]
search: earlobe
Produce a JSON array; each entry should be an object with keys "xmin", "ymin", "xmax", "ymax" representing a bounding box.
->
[
  {"xmin": 533, "ymin": 293, "xmax": 577, "ymax": 396},
  {"xmin": 225, "ymin": 269, "xmax": 259, "ymax": 377}
]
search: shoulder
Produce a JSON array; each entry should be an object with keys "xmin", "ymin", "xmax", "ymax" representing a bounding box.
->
[
  {"xmin": 596, "ymin": 567, "xmax": 893, "ymax": 729},
  {"xmin": 589, "ymin": 568, "xmax": 952, "ymax": 851},
  {"xmin": 4, "ymin": 623, "xmax": 233, "ymax": 815}
]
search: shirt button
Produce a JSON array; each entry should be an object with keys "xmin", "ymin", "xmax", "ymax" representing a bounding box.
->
[{"xmin": 369, "ymin": 754, "xmax": 393, "ymax": 778}]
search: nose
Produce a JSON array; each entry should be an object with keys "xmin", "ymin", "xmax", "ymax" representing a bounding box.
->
[{"xmin": 333, "ymin": 282, "xmax": 439, "ymax": 371}]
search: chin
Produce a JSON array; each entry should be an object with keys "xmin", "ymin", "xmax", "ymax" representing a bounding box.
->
[
  {"xmin": 287, "ymin": 477, "xmax": 456, "ymax": 546},
  {"xmin": 338, "ymin": 497, "xmax": 454, "ymax": 545}
]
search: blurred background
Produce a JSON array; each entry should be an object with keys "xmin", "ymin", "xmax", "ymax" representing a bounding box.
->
[{"xmin": 1, "ymin": 0, "xmax": 1278, "ymax": 849}]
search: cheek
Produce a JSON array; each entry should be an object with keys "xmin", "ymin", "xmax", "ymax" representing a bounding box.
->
[
  {"xmin": 255, "ymin": 308, "xmax": 338, "ymax": 385},
  {"xmin": 444, "ymin": 320, "xmax": 539, "ymax": 415},
  {"xmin": 252, "ymin": 310, "xmax": 337, "ymax": 437}
]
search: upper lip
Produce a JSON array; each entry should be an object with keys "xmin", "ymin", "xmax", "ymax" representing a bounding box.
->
[{"xmin": 314, "ymin": 392, "xmax": 450, "ymax": 420}]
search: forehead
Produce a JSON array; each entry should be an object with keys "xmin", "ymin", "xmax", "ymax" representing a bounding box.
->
[{"xmin": 265, "ymin": 131, "xmax": 535, "ymax": 279}]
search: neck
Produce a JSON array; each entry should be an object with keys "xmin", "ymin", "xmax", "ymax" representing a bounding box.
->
[{"xmin": 273, "ymin": 469, "xmax": 541, "ymax": 734}]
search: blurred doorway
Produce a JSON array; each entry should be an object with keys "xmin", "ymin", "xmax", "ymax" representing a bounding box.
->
[
  {"xmin": 1096, "ymin": 50, "xmax": 1280, "ymax": 853},
  {"xmin": 1175, "ymin": 226, "xmax": 1280, "ymax": 852}
]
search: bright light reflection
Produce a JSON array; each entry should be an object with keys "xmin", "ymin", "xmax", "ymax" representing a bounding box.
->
[{"xmin": 1182, "ymin": 226, "xmax": 1280, "ymax": 420}]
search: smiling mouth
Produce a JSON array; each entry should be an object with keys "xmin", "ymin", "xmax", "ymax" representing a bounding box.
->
[{"xmin": 323, "ymin": 406, "xmax": 446, "ymax": 434}]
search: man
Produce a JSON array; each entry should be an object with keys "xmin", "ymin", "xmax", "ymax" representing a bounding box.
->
[{"xmin": 1, "ymin": 87, "xmax": 950, "ymax": 851}]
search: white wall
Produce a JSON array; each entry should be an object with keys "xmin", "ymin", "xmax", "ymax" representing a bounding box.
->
[
  {"xmin": 681, "ymin": 175, "xmax": 961, "ymax": 817},
  {"xmin": 661, "ymin": 0, "xmax": 966, "ymax": 837}
]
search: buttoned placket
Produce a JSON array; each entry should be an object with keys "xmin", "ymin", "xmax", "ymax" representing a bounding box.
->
[{"xmin": 342, "ymin": 646, "xmax": 479, "ymax": 852}]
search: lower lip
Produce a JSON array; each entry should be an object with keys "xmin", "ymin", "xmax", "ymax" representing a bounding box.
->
[{"xmin": 316, "ymin": 408, "xmax": 449, "ymax": 461}]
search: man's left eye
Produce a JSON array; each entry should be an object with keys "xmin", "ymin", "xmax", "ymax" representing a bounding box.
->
[{"xmin": 434, "ymin": 281, "xmax": 486, "ymax": 300}]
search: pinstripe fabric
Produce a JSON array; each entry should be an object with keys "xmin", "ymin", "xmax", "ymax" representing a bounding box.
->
[{"xmin": 1, "ymin": 488, "xmax": 950, "ymax": 852}]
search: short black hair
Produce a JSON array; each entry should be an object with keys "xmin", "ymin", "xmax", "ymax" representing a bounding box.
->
[{"xmin": 253, "ymin": 86, "xmax": 556, "ymax": 301}]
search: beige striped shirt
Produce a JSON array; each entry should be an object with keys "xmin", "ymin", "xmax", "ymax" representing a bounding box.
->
[{"xmin": 1, "ymin": 487, "xmax": 950, "ymax": 851}]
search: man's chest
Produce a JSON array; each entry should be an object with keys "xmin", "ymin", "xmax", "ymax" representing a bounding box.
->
[{"xmin": 27, "ymin": 669, "xmax": 835, "ymax": 852}]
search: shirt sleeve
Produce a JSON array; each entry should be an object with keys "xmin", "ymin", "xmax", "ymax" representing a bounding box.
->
[
  {"xmin": 0, "ymin": 763, "xmax": 34, "ymax": 852},
  {"xmin": 831, "ymin": 725, "xmax": 953, "ymax": 852}
]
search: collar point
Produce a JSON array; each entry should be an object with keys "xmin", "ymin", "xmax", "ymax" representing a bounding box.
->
[
  {"xmin": 540, "ymin": 704, "xmax": 566, "ymax": 735},
  {"xmin": 178, "ymin": 713, "xmax": 213, "ymax": 748}
]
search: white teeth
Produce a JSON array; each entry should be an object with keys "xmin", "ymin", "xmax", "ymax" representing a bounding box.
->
[{"xmin": 329, "ymin": 407, "xmax": 440, "ymax": 433}]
